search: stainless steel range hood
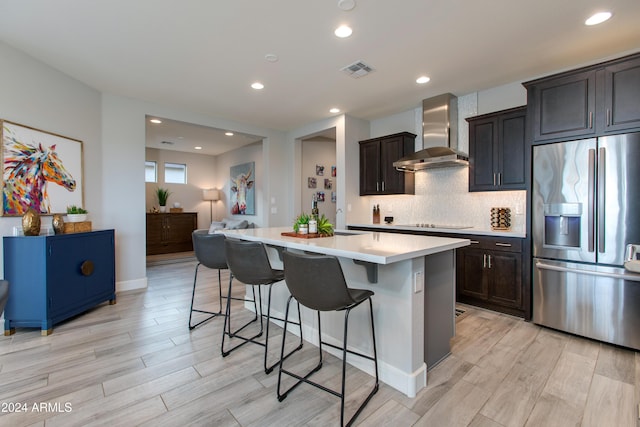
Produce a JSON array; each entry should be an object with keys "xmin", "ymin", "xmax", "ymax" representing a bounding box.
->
[{"xmin": 393, "ymin": 93, "xmax": 468, "ymax": 171}]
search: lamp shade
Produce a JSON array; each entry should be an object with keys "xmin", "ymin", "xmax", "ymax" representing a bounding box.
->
[{"xmin": 202, "ymin": 189, "xmax": 219, "ymax": 201}]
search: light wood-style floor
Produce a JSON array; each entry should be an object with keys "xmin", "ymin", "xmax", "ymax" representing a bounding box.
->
[{"xmin": 1, "ymin": 259, "xmax": 638, "ymax": 426}]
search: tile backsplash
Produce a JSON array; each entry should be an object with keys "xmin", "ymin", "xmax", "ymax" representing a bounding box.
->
[{"xmin": 368, "ymin": 167, "xmax": 526, "ymax": 233}]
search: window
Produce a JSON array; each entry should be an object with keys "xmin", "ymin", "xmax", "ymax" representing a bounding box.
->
[
  {"xmin": 145, "ymin": 161, "xmax": 157, "ymax": 183},
  {"xmin": 164, "ymin": 162, "xmax": 187, "ymax": 184}
]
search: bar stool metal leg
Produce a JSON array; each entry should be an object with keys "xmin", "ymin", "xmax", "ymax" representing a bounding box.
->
[
  {"xmin": 277, "ymin": 295, "xmax": 379, "ymax": 427},
  {"xmin": 189, "ymin": 265, "xmax": 225, "ymax": 330},
  {"xmin": 221, "ymin": 277, "xmax": 263, "ymax": 357},
  {"xmin": 261, "ymin": 283, "xmax": 304, "ymax": 374}
]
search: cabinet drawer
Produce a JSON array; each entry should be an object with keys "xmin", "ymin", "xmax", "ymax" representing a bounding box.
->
[{"xmin": 466, "ymin": 236, "xmax": 522, "ymax": 253}]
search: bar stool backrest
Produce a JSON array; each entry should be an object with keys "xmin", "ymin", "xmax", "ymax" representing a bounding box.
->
[
  {"xmin": 224, "ymin": 239, "xmax": 278, "ymax": 284},
  {"xmin": 282, "ymin": 251, "xmax": 355, "ymax": 311},
  {"xmin": 192, "ymin": 230, "xmax": 228, "ymax": 270}
]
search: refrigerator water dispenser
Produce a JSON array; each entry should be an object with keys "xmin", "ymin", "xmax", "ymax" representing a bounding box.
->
[{"xmin": 543, "ymin": 203, "xmax": 582, "ymax": 248}]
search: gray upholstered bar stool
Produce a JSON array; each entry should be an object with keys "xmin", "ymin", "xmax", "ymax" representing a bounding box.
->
[
  {"xmin": 223, "ymin": 239, "xmax": 303, "ymax": 374},
  {"xmin": 189, "ymin": 230, "xmax": 228, "ymax": 329},
  {"xmin": 278, "ymin": 251, "xmax": 379, "ymax": 427},
  {"xmin": 0, "ymin": 280, "xmax": 8, "ymax": 317}
]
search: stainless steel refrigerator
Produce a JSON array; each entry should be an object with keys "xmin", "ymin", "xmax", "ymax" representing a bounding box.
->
[{"xmin": 532, "ymin": 132, "xmax": 640, "ymax": 350}]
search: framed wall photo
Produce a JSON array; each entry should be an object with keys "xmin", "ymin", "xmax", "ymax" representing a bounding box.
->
[
  {"xmin": 1, "ymin": 120, "xmax": 84, "ymax": 216},
  {"xmin": 230, "ymin": 161, "xmax": 255, "ymax": 215}
]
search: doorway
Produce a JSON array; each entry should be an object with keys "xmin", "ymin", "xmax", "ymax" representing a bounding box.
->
[{"xmin": 300, "ymin": 129, "xmax": 337, "ymax": 225}]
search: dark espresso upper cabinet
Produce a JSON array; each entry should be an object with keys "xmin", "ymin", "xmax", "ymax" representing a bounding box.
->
[
  {"xmin": 602, "ymin": 56, "xmax": 640, "ymax": 133},
  {"xmin": 524, "ymin": 53, "xmax": 640, "ymax": 143},
  {"xmin": 359, "ymin": 132, "xmax": 415, "ymax": 195},
  {"xmin": 467, "ymin": 106, "xmax": 526, "ymax": 192},
  {"xmin": 526, "ymin": 70, "xmax": 596, "ymax": 142}
]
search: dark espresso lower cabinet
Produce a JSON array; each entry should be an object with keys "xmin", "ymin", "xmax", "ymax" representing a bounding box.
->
[{"xmin": 456, "ymin": 236, "xmax": 523, "ymax": 317}]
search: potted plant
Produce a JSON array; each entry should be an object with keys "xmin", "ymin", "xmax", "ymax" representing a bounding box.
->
[
  {"xmin": 156, "ymin": 187, "xmax": 171, "ymax": 212},
  {"xmin": 66, "ymin": 205, "xmax": 88, "ymax": 222},
  {"xmin": 293, "ymin": 213, "xmax": 334, "ymax": 236},
  {"xmin": 316, "ymin": 214, "xmax": 334, "ymax": 236},
  {"xmin": 293, "ymin": 213, "xmax": 310, "ymax": 234}
]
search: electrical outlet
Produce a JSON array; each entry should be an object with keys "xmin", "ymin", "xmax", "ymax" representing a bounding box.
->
[{"xmin": 414, "ymin": 271, "xmax": 423, "ymax": 293}]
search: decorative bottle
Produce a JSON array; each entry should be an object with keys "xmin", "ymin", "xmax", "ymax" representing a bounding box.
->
[{"xmin": 310, "ymin": 195, "xmax": 319, "ymax": 234}]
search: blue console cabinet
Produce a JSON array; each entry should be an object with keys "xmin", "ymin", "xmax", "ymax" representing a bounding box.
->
[{"xmin": 3, "ymin": 229, "xmax": 116, "ymax": 335}]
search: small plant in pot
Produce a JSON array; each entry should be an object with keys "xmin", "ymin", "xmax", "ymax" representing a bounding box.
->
[
  {"xmin": 156, "ymin": 187, "xmax": 171, "ymax": 212},
  {"xmin": 66, "ymin": 205, "xmax": 88, "ymax": 222}
]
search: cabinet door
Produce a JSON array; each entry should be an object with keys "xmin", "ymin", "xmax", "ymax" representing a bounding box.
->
[
  {"xmin": 531, "ymin": 70, "xmax": 596, "ymax": 142},
  {"xmin": 497, "ymin": 110, "xmax": 526, "ymax": 189},
  {"xmin": 379, "ymin": 135, "xmax": 410, "ymax": 194},
  {"xmin": 468, "ymin": 118, "xmax": 497, "ymax": 191},
  {"xmin": 146, "ymin": 214, "xmax": 165, "ymax": 255},
  {"xmin": 456, "ymin": 248, "xmax": 489, "ymax": 299},
  {"xmin": 166, "ymin": 214, "xmax": 197, "ymax": 252},
  {"xmin": 487, "ymin": 250, "xmax": 522, "ymax": 309},
  {"xmin": 603, "ymin": 57, "xmax": 640, "ymax": 133},
  {"xmin": 359, "ymin": 140, "xmax": 381, "ymax": 195},
  {"xmin": 47, "ymin": 232, "xmax": 115, "ymax": 317}
]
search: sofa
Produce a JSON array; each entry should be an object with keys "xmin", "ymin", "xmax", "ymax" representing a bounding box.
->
[{"xmin": 208, "ymin": 217, "xmax": 256, "ymax": 233}]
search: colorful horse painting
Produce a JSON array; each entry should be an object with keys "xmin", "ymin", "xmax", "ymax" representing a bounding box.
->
[
  {"xmin": 230, "ymin": 167, "xmax": 254, "ymax": 215},
  {"xmin": 3, "ymin": 131, "xmax": 77, "ymax": 215}
]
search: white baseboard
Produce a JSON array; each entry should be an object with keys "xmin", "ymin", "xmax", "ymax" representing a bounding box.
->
[{"xmin": 116, "ymin": 277, "xmax": 147, "ymax": 293}]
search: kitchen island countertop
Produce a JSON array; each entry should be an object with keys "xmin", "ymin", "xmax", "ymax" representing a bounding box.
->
[{"xmin": 218, "ymin": 226, "xmax": 469, "ymax": 264}]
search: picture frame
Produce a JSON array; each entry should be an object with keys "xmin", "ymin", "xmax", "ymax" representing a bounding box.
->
[
  {"xmin": 316, "ymin": 164, "xmax": 324, "ymax": 176},
  {"xmin": 324, "ymin": 178, "xmax": 332, "ymax": 190},
  {"xmin": 307, "ymin": 177, "xmax": 317, "ymax": 188},
  {"xmin": 230, "ymin": 161, "xmax": 255, "ymax": 215},
  {"xmin": 1, "ymin": 120, "xmax": 84, "ymax": 216}
]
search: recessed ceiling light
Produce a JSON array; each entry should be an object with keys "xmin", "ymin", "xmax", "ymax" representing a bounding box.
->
[
  {"xmin": 334, "ymin": 25, "xmax": 353, "ymax": 38},
  {"xmin": 329, "ymin": 108, "xmax": 340, "ymax": 114},
  {"xmin": 225, "ymin": 132, "xmax": 234, "ymax": 136},
  {"xmin": 585, "ymin": 11, "xmax": 612, "ymax": 26},
  {"xmin": 149, "ymin": 119, "xmax": 162, "ymax": 124},
  {"xmin": 251, "ymin": 82, "xmax": 264, "ymax": 90},
  {"xmin": 194, "ymin": 146, "xmax": 202, "ymax": 150},
  {"xmin": 265, "ymin": 54, "xmax": 279, "ymax": 62},
  {"xmin": 416, "ymin": 76, "xmax": 431, "ymax": 84}
]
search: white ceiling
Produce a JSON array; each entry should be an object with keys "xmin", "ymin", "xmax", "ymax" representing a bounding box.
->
[{"xmin": 1, "ymin": 1, "xmax": 639, "ymax": 154}]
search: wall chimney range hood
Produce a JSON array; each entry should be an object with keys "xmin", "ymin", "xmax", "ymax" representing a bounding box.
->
[{"xmin": 393, "ymin": 93, "xmax": 468, "ymax": 171}]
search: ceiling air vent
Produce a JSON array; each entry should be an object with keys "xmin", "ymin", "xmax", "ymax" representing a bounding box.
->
[
  {"xmin": 161, "ymin": 141, "xmax": 175, "ymax": 145},
  {"xmin": 341, "ymin": 60, "xmax": 375, "ymax": 78}
]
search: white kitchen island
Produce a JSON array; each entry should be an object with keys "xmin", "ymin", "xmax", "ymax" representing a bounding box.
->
[{"xmin": 219, "ymin": 227, "xmax": 469, "ymax": 397}]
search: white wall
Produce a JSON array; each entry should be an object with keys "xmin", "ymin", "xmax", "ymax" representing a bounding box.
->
[
  {"xmin": 145, "ymin": 147, "xmax": 219, "ymax": 229},
  {"xmin": 0, "ymin": 41, "xmax": 103, "ymax": 278},
  {"xmin": 215, "ymin": 141, "xmax": 264, "ymax": 226}
]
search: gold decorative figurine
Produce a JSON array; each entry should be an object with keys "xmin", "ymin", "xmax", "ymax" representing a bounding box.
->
[
  {"xmin": 22, "ymin": 208, "xmax": 41, "ymax": 236},
  {"xmin": 52, "ymin": 214, "xmax": 65, "ymax": 234}
]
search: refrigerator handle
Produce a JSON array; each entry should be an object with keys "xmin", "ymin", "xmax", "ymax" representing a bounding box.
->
[
  {"xmin": 588, "ymin": 148, "xmax": 595, "ymax": 252},
  {"xmin": 598, "ymin": 147, "xmax": 606, "ymax": 253},
  {"xmin": 536, "ymin": 261, "xmax": 640, "ymax": 282}
]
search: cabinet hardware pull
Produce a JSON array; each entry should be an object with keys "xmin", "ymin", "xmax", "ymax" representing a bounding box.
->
[
  {"xmin": 588, "ymin": 111, "xmax": 593, "ymax": 129},
  {"xmin": 382, "ymin": 181, "xmax": 385, "ymax": 192},
  {"xmin": 470, "ymin": 240, "xmax": 480, "ymax": 244},
  {"xmin": 376, "ymin": 182, "xmax": 379, "ymax": 192},
  {"xmin": 487, "ymin": 255, "xmax": 492, "ymax": 269},
  {"xmin": 606, "ymin": 108, "xmax": 611, "ymax": 126},
  {"xmin": 80, "ymin": 260, "xmax": 95, "ymax": 276},
  {"xmin": 483, "ymin": 253, "xmax": 487, "ymax": 268},
  {"xmin": 493, "ymin": 173, "xmax": 496, "ymax": 186},
  {"xmin": 495, "ymin": 242, "xmax": 512, "ymax": 247},
  {"xmin": 498, "ymin": 173, "xmax": 502, "ymax": 186}
]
